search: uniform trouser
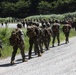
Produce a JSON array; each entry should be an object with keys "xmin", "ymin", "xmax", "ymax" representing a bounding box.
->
[
  {"xmin": 47, "ymin": 35, "xmax": 51, "ymax": 48},
  {"xmin": 11, "ymin": 44, "xmax": 25, "ymax": 62},
  {"xmin": 29, "ymin": 38, "xmax": 40, "ymax": 58},
  {"xmin": 37, "ymin": 37, "xmax": 43, "ymax": 53},
  {"xmin": 43, "ymin": 38, "xmax": 49, "ymax": 50},
  {"xmin": 52, "ymin": 34, "xmax": 60, "ymax": 46},
  {"xmin": 65, "ymin": 32, "xmax": 69, "ymax": 42}
]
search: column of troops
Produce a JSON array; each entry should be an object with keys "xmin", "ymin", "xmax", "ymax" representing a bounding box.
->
[
  {"xmin": 0, "ymin": 18, "xmax": 75, "ymax": 65},
  {"xmin": 25, "ymin": 19, "xmax": 72, "ymax": 59}
]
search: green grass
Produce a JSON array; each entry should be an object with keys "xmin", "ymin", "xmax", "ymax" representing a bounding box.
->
[{"xmin": 0, "ymin": 27, "xmax": 76, "ymax": 59}]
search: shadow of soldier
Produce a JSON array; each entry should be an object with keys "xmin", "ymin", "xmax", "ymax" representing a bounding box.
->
[
  {"xmin": 0, "ymin": 62, "xmax": 23, "ymax": 67},
  {"xmin": 16, "ymin": 52, "xmax": 37, "ymax": 61},
  {"xmin": 0, "ymin": 63, "xmax": 16, "ymax": 67}
]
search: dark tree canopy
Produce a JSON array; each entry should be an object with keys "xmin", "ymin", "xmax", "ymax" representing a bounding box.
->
[{"xmin": 0, "ymin": 0, "xmax": 76, "ymax": 18}]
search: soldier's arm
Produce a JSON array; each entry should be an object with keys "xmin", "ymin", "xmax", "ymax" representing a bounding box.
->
[{"xmin": 19, "ymin": 30, "xmax": 25, "ymax": 42}]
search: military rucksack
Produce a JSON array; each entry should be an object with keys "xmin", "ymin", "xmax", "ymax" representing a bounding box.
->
[
  {"xmin": 9, "ymin": 29, "xmax": 23, "ymax": 46},
  {"xmin": 42, "ymin": 28, "xmax": 51, "ymax": 38},
  {"xmin": 52, "ymin": 25, "xmax": 59, "ymax": 32},
  {"xmin": 62, "ymin": 25, "xmax": 71, "ymax": 33},
  {"xmin": 26, "ymin": 26, "xmax": 37, "ymax": 38}
]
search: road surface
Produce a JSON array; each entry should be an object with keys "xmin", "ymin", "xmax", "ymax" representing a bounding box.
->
[{"xmin": 0, "ymin": 37, "xmax": 76, "ymax": 75}]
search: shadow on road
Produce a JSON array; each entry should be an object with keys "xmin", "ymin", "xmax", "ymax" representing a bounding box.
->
[
  {"xmin": 0, "ymin": 62, "xmax": 23, "ymax": 67},
  {"xmin": 50, "ymin": 42, "xmax": 66, "ymax": 48},
  {"xmin": 0, "ymin": 63, "xmax": 15, "ymax": 67},
  {"xmin": 16, "ymin": 53, "xmax": 37, "ymax": 61}
]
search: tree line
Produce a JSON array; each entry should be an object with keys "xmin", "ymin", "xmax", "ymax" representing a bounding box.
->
[{"xmin": 0, "ymin": 0, "xmax": 76, "ymax": 18}]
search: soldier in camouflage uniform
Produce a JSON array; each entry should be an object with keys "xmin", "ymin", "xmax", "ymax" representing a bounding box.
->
[
  {"xmin": 26, "ymin": 24, "xmax": 42, "ymax": 59},
  {"xmin": 41, "ymin": 23, "xmax": 50, "ymax": 50},
  {"xmin": 10, "ymin": 24, "xmax": 27, "ymax": 65},
  {"xmin": 62, "ymin": 21, "xmax": 71, "ymax": 44},
  {"xmin": 34, "ymin": 23, "xmax": 44, "ymax": 54},
  {"xmin": 52, "ymin": 20, "xmax": 60, "ymax": 47}
]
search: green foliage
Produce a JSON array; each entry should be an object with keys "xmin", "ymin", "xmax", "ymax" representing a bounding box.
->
[
  {"xmin": 26, "ymin": 12, "xmax": 76, "ymax": 21},
  {"xmin": 37, "ymin": 1, "xmax": 51, "ymax": 14},
  {"xmin": 0, "ymin": 0, "xmax": 76, "ymax": 18}
]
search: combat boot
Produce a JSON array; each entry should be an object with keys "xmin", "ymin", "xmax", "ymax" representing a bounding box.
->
[
  {"xmin": 22, "ymin": 59, "xmax": 28, "ymax": 62},
  {"xmin": 41, "ymin": 50, "xmax": 44, "ymax": 53},
  {"xmin": 38, "ymin": 53, "xmax": 42, "ymax": 57},
  {"xmin": 10, "ymin": 61, "xmax": 15, "ymax": 65},
  {"xmin": 28, "ymin": 55, "xmax": 32, "ymax": 59},
  {"xmin": 52, "ymin": 44, "xmax": 54, "ymax": 47},
  {"xmin": 58, "ymin": 43, "xmax": 60, "ymax": 46}
]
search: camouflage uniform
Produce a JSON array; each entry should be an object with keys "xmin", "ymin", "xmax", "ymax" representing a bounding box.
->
[
  {"xmin": 62, "ymin": 24, "xmax": 71, "ymax": 44},
  {"xmin": 41, "ymin": 23, "xmax": 51, "ymax": 50},
  {"xmin": 52, "ymin": 20, "xmax": 60, "ymax": 47},
  {"xmin": 34, "ymin": 27, "xmax": 44, "ymax": 54},
  {"xmin": 11, "ymin": 24, "xmax": 27, "ymax": 65},
  {"xmin": 72, "ymin": 21, "xmax": 76, "ymax": 31},
  {"xmin": 27, "ymin": 25, "xmax": 41, "ymax": 59}
]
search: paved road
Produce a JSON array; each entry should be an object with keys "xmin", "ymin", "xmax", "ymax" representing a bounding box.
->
[{"xmin": 0, "ymin": 37, "xmax": 76, "ymax": 75}]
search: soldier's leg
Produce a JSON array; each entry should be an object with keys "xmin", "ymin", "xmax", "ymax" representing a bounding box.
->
[
  {"xmin": 65, "ymin": 33, "xmax": 69, "ymax": 44},
  {"xmin": 34, "ymin": 39, "xmax": 41, "ymax": 57},
  {"xmin": 28, "ymin": 39, "xmax": 33, "ymax": 59},
  {"xmin": 19, "ymin": 44, "xmax": 27, "ymax": 62},
  {"xmin": 39, "ymin": 38, "xmax": 44, "ymax": 53},
  {"xmin": 43, "ymin": 38, "xmax": 48, "ymax": 50},
  {"xmin": 52, "ymin": 35, "xmax": 55, "ymax": 47},
  {"xmin": 65, "ymin": 33, "xmax": 67, "ymax": 44},
  {"xmin": 47, "ymin": 36, "xmax": 51, "ymax": 48},
  {"xmin": 39, "ymin": 42, "xmax": 44, "ymax": 53},
  {"xmin": 67, "ymin": 33, "xmax": 69, "ymax": 43},
  {"xmin": 11, "ymin": 46, "xmax": 18, "ymax": 64},
  {"xmin": 34, "ymin": 44, "xmax": 37, "ymax": 55},
  {"xmin": 57, "ymin": 34, "xmax": 60, "ymax": 46}
]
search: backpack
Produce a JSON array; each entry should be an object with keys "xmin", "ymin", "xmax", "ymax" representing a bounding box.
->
[
  {"xmin": 9, "ymin": 29, "xmax": 22, "ymax": 46},
  {"xmin": 52, "ymin": 25, "xmax": 59, "ymax": 32},
  {"xmin": 26, "ymin": 26, "xmax": 37, "ymax": 38},
  {"xmin": 42, "ymin": 28, "xmax": 51, "ymax": 38},
  {"xmin": 62, "ymin": 25, "xmax": 71, "ymax": 33}
]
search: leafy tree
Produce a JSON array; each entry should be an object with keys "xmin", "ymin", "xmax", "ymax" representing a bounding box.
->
[
  {"xmin": 0, "ymin": 0, "xmax": 76, "ymax": 18},
  {"xmin": 1, "ymin": 2, "xmax": 15, "ymax": 17},
  {"xmin": 37, "ymin": 1, "xmax": 51, "ymax": 14},
  {"xmin": 15, "ymin": 0, "xmax": 31, "ymax": 18}
]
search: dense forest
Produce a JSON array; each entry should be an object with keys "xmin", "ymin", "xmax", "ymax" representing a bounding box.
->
[{"xmin": 0, "ymin": 0, "xmax": 76, "ymax": 18}]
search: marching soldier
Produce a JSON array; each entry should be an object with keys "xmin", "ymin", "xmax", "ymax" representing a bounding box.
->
[
  {"xmin": 52, "ymin": 20, "xmax": 60, "ymax": 47},
  {"xmin": 10, "ymin": 24, "xmax": 27, "ymax": 65},
  {"xmin": 62, "ymin": 21, "xmax": 71, "ymax": 44},
  {"xmin": 26, "ymin": 24, "xmax": 42, "ymax": 59}
]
